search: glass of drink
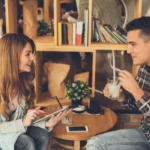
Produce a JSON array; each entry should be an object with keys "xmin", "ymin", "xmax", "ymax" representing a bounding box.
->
[
  {"xmin": 47, "ymin": 104, "xmax": 60, "ymax": 114},
  {"xmin": 62, "ymin": 106, "xmax": 72, "ymax": 125},
  {"xmin": 107, "ymin": 76, "xmax": 121, "ymax": 100}
]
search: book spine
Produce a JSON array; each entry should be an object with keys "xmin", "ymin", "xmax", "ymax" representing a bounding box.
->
[
  {"xmin": 112, "ymin": 30, "xmax": 127, "ymax": 43},
  {"xmin": 58, "ymin": 22, "xmax": 62, "ymax": 45},
  {"xmin": 92, "ymin": 18, "xmax": 95, "ymax": 41},
  {"xmin": 114, "ymin": 24, "xmax": 127, "ymax": 36},
  {"xmin": 101, "ymin": 26, "xmax": 116, "ymax": 43},
  {"xmin": 72, "ymin": 23, "xmax": 76, "ymax": 45},
  {"xmin": 84, "ymin": 9, "xmax": 89, "ymax": 47},
  {"xmin": 94, "ymin": 19, "xmax": 101, "ymax": 42},
  {"xmin": 62, "ymin": 23, "xmax": 68, "ymax": 45},
  {"xmin": 76, "ymin": 34, "xmax": 82, "ymax": 45},
  {"xmin": 104, "ymin": 26, "xmax": 122, "ymax": 43},
  {"xmin": 113, "ymin": 25, "xmax": 127, "ymax": 39},
  {"xmin": 76, "ymin": 21, "xmax": 84, "ymax": 45},
  {"xmin": 98, "ymin": 26, "xmax": 105, "ymax": 42},
  {"xmin": 67, "ymin": 23, "xmax": 73, "ymax": 45},
  {"xmin": 99, "ymin": 26, "xmax": 111, "ymax": 43}
]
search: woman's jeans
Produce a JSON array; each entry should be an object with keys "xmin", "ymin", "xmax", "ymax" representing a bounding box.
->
[
  {"xmin": 86, "ymin": 127, "xmax": 150, "ymax": 150},
  {"xmin": 14, "ymin": 126, "xmax": 50, "ymax": 150}
]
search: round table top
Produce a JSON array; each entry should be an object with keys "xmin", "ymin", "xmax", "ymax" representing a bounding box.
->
[{"xmin": 44, "ymin": 102, "xmax": 117, "ymax": 141}]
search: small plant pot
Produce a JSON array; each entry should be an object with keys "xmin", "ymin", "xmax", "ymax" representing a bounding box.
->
[{"xmin": 71, "ymin": 99, "xmax": 83, "ymax": 106}]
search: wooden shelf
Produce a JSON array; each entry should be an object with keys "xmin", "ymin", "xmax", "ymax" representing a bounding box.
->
[
  {"xmin": 91, "ymin": 42, "xmax": 127, "ymax": 50},
  {"xmin": 32, "ymin": 35, "xmax": 54, "ymax": 43},
  {"xmin": 35, "ymin": 92, "xmax": 89, "ymax": 107},
  {"xmin": 60, "ymin": 0, "xmax": 74, "ymax": 3},
  {"xmin": 32, "ymin": 36, "xmax": 55, "ymax": 51},
  {"xmin": 34, "ymin": 41, "xmax": 127, "ymax": 52},
  {"xmin": 35, "ymin": 45, "xmax": 94, "ymax": 52}
]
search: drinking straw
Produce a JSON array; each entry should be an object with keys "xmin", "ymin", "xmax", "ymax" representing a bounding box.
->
[
  {"xmin": 110, "ymin": 64, "xmax": 127, "ymax": 97},
  {"xmin": 55, "ymin": 96, "xmax": 63, "ymax": 109},
  {"xmin": 115, "ymin": 64, "xmax": 127, "ymax": 86},
  {"xmin": 55, "ymin": 96, "xmax": 71, "ymax": 123}
]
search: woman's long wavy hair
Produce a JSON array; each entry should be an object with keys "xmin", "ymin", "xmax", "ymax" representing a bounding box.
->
[{"xmin": 0, "ymin": 33, "xmax": 35, "ymax": 120}]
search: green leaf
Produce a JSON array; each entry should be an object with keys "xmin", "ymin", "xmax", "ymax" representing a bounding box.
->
[{"xmin": 77, "ymin": 96, "xmax": 81, "ymax": 100}]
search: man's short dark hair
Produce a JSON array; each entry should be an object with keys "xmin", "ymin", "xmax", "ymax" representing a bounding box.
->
[{"xmin": 126, "ymin": 17, "xmax": 150, "ymax": 43}]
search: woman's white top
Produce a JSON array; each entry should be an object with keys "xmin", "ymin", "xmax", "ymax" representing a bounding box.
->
[{"xmin": 8, "ymin": 93, "xmax": 18, "ymax": 112}]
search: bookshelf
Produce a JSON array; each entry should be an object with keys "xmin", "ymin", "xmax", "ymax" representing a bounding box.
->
[{"xmin": 5, "ymin": 0, "xmax": 142, "ymax": 107}]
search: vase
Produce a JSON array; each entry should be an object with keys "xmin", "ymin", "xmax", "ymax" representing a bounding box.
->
[{"xmin": 71, "ymin": 98, "xmax": 83, "ymax": 106}]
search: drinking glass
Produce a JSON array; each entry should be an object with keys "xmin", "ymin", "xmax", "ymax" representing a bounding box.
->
[
  {"xmin": 107, "ymin": 76, "xmax": 121, "ymax": 100},
  {"xmin": 62, "ymin": 106, "xmax": 72, "ymax": 125}
]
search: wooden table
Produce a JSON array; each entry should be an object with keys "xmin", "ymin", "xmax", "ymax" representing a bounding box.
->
[{"xmin": 43, "ymin": 102, "xmax": 117, "ymax": 150}]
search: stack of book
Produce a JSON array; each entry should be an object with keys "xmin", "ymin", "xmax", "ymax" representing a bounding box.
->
[
  {"xmin": 58, "ymin": 10, "xmax": 126, "ymax": 45},
  {"xmin": 58, "ymin": 21, "xmax": 85, "ymax": 46},
  {"xmin": 58, "ymin": 9, "xmax": 89, "ymax": 46},
  {"xmin": 92, "ymin": 18, "xmax": 127, "ymax": 44}
]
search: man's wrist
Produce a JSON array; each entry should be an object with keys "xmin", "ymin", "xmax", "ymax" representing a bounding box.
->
[{"xmin": 132, "ymin": 88, "xmax": 144, "ymax": 101}]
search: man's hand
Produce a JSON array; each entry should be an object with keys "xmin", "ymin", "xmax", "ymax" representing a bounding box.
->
[
  {"xmin": 45, "ymin": 109, "xmax": 72, "ymax": 128},
  {"xmin": 118, "ymin": 70, "xmax": 144, "ymax": 101},
  {"xmin": 22, "ymin": 107, "xmax": 45, "ymax": 127}
]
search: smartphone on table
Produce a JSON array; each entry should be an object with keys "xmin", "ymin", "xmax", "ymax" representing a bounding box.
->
[{"xmin": 66, "ymin": 126, "xmax": 89, "ymax": 132}]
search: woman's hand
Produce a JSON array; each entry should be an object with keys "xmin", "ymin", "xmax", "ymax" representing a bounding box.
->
[
  {"xmin": 22, "ymin": 107, "xmax": 45, "ymax": 127},
  {"xmin": 45, "ymin": 109, "xmax": 72, "ymax": 128},
  {"xmin": 103, "ymin": 84, "xmax": 125, "ymax": 102}
]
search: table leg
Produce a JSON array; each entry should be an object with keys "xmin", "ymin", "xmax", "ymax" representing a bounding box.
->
[{"xmin": 74, "ymin": 140, "xmax": 80, "ymax": 150}]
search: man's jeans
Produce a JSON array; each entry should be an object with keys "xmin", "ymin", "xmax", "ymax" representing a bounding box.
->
[
  {"xmin": 14, "ymin": 126, "xmax": 50, "ymax": 150},
  {"xmin": 86, "ymin": 127, "xmax": 150, "ymax": 150}
]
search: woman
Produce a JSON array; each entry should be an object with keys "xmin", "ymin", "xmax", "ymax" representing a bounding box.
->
[{"xmin": 0, "ymin": 33, "xmax": 72, "ymax": 150}]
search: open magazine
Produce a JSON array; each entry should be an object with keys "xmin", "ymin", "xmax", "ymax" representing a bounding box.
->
[{"xmin": 32, "ymin": 105, "xmax": 76, "ymax": 124}]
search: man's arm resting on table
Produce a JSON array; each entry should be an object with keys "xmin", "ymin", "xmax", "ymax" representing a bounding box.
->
[{"xmin": 117, "ymin": 87, "xmax": 144, "ymax": 103}]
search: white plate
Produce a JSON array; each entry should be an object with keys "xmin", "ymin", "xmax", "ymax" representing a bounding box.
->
[{"xmin": 73, "ymin": 105, "xmax": 86, "ymax": 111}]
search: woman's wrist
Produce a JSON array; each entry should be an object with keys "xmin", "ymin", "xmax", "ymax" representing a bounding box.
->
[
  {"xmin": 22, "ymin": 118, "xmax": 27, "ymax": 127},
  {"xmin": 45, "ymin": 121, "xmax": 51, "ymax": 128}
]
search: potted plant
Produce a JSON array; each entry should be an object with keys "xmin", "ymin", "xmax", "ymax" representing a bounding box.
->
[
  {"xmin": 37, "ymin": 20, "xmax": 53, "ymax": 36},
  {"xmin": 65, "ymin": 80, "xmax": 90, "ymax": 106}
]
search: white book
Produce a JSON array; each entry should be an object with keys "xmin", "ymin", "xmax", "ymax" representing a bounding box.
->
[
  {"xmin": 76, "ymin": 21, "xmax": 83, "ymax": 34},
  {"xmin": 84, "ymin": 9, "xmax": 89, "ymax": 46},
  {"xmin": 72, "ymin": 22, "xmax": 76, "ymax": 45},
  {"xmin": 76, "ymin": 21, "xmax": 84, "ymax": 45}
]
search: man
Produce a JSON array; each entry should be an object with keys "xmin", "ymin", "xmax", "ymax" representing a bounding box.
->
[{"xmin": 86, "ymin": 16, "xmax": 150, "ymax": 150}]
